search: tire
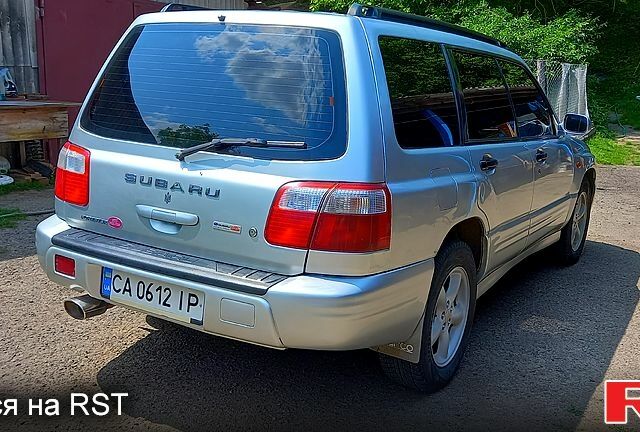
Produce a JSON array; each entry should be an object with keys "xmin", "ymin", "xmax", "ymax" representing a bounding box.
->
[
  {"xmin": 552, "ymin": 180, "xmax": 593, "ymax": 266},
  {"xmin": 379, "ymin": 240, "xmax": 477, "ymax": 393}
]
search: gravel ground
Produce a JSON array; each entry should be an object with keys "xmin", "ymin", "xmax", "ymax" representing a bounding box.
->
[{"xmin": 0, "ymin": 166, "xmax": 638, "ymax": 431}]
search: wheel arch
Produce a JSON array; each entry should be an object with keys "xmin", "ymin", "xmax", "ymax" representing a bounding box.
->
[
  {"xmin": 584, "ymin": 167, "xmax": 596, "ymax": 199},
  {"xmin": 440, "ymin": 217, "xmax": 488, "ymax": 276}
]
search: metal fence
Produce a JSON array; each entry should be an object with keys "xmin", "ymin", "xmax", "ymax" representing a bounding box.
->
[{"xmin": 529, "ymin": 60, "xmax": 589, "ymax": 120}]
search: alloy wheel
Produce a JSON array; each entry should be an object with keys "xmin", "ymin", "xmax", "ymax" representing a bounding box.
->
[
  {"xmin": 431, "ymin": 266, "xmax": 471, "ymax": 367},
  {"xmin": 571, "ymin": 191, "xmax": 588, "ymax": 251}
]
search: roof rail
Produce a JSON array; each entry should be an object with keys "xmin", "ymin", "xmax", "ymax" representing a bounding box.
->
[
  {"xmin": 160, "ymin": 3, "xmax": 211, "ymax": 12},
  {"xmin": 347, "ymin": 3, "xmax": 505, "ymax": 48}
]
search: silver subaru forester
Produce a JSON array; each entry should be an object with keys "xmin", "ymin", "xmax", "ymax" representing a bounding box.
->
[{"xmin": 36, "ymin": 4, "xmax": 596, "ymax": 392}]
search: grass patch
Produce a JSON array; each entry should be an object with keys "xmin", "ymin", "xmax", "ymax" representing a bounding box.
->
[
  {"xmin": 587, "ymin": 133, "xmax": 640, "ymax": 166},
  {"xmin": 0, "ymin": 181, "xmax": 50, "ymax": 197},
  {"xmin": 0, "ymin": 208, "xmax": 26, "ymax": 229}
]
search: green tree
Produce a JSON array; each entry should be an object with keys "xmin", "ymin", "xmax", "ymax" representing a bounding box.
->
[
  {"xmin": 310, "ymin": 0, "xmax": 600, "ymax": 63},
  {"xmin": 157, "ymin": 123, "xmax": 218, "ymax": 148},
  {"xmin": 459, "ymin": 5, "xmax": 600, "ymax": 63}
]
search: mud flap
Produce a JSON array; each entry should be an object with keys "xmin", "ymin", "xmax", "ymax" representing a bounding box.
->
[{"xmin": 371, "ymin": 314, "xmax": 424, "ymax": 364}]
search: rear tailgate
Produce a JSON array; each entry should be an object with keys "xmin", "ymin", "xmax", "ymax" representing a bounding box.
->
[
  {"xmin": 55, "ymin": 14, "xmax": 387, "ymax": 278},
  {"xmin": 54, "ymin": 21, "xmax": 352, "ymax": 276},
  {"xmin": 55, "ymin": 148, "xmax": 307, "ymax": 275}
]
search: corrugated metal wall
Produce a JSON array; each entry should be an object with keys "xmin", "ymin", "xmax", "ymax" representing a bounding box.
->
[
  {"xmin": 0, "ymin": 0, "xmax": 38, "ymax": 94},
  {"xmin": 155, "ymin": 0, "xmax": 247, "ymax": 10}
]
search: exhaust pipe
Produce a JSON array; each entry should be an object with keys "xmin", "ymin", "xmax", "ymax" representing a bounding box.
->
[{"xmin": 64, "ymin": 294, "xmax": 113, "ymax": 320}]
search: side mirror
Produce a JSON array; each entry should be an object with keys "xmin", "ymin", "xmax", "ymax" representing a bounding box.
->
[{"xmin": 563, "ymin": 113, "xmax": 593, "ymax": 138}]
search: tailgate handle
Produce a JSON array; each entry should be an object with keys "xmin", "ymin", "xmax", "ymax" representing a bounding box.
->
[{"xmin": 135, "ymin": 205, "xmax": 199, "ymax": 226}]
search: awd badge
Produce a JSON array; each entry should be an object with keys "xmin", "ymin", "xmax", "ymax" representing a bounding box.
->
[{"xmin": 212, "ymin": 221, "xmax": 241, "ymax": 234}]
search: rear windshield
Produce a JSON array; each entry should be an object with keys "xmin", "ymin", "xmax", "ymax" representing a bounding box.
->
[{"xmin": 81, "ymin": 23, "xmax": 347, "ymax": 160}]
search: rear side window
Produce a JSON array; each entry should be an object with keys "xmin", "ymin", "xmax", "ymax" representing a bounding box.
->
[
  {"xmin": 452, "ymin": 51, "xmax": 516, "ymax": 141},
  {"xmin": 81, "ymin": 24, "xmax": 347, "ymax": 161},
  {"xmin": 498, "ymin": 60, "xmax": 555, "ymax": 138},
  {"xmin": 379, "ymin": 37, "xmax": 460, "ymax": 149}
]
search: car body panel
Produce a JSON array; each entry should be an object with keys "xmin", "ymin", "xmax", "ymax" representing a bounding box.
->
[
  {"xmin": 466, "ymin": 142, "xmax": 535, "ymax": 272},
  {"xmin": 526, "ymin": 136, "xmax": 576, "ymax": 245}
]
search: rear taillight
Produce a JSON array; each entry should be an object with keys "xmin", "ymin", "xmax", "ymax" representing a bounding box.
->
[
  {"xmin": 265, "ymin": 182, "xmax": 391, "ymax": 253},
  {"xmin": 55, "ymin": 141, "xmax": 90, "ymax": 206},
  {"xmin": 54, "ymin": 255, "xmax": 76, "ymax": 277}
]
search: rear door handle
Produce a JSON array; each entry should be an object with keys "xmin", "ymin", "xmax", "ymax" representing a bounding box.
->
[
  {"xmin": 536, "ymin": 148, "xmax": 548, "ymax": 163},
  {"xmin": 135, "ymin": 205, "xmax": 199, "ymax": 226},
  {"xmin": 479, "ymin": 154, "xmax": 499, "ymax": 171}
]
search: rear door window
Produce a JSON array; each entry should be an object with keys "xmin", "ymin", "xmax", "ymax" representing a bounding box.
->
[
  {"xmin": 81, "ymin": 24, "xmax": 347, "ymax": 161},
  {"xmin": 498, "ymin": 60, "xmax": 555, "ymax": 138},
  {"xmin": 378, "ymin": 37, "xmax": 460, "ymax": 149},
  {"xmin": 451, "ymin": 50, "xmax": 517, "ymax": 141}
]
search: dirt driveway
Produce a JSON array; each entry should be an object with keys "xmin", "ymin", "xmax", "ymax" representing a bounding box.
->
[{"xmin": 0, "ymin": 166, "xmax": 638, "ymax": 431}]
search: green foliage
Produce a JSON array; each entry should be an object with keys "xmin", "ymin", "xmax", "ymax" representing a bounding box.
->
[
  {"xmin": 0, "ymin": 208, "xmax": 26, "ymax": 229},
  {"xmin": 587, "ymin": 133, "xmax": 640, "ymax": 166},
  {"xmin": 310, "ymin": 0, "xmax": 600, "ymax": 63},
  {"xmin": 157, "ymin": 124, "xmax": 218, "ymax": 148},
  {"xmin": 310, "ymin": 0, "xmax": 437, "ymax": 15},
  {"xmin": 459, "ymin": 6, "xmax": 600, "ymax": 64},
  {"xmin": 0, "ymin": 181, "xmax": 49, "ymax": 197},
  {"xmin": 452, "ymin": 50, "xmax": 505, "ymax": 88},
  {"xmin": 586, "ymin": 79, "xmax": 613, "ymax": 134},
  {"xmin": 578, "ymin": 0, "xmax": 640, "ymax": 131},
  {"xmin": 379, "ymin": 37, "xmax": 451, "ymax": 98}
]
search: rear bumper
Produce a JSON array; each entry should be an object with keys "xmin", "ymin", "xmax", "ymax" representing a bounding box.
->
[{"xmin": 37, "ymin": 215, "xmax": 433, "ymax": 350}]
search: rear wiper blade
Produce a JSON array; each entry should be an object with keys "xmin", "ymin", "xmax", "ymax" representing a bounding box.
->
[{"xmin": 175, "ymin": 138, "xmax": 306, "ymax": 161}]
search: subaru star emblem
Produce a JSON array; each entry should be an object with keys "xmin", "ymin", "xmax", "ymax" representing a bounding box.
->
[{"xmin": 164, "ymin": 192, "xmax": 172, "ymax": 204}]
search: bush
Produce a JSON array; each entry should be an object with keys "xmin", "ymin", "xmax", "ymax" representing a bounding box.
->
[
  {"xmin": 309, "ymin": 0, "xmax": 600, "ymax": 63},
  {"xmin": 459, "ymin": 6, "xmax": 600, "ymax": 64}
]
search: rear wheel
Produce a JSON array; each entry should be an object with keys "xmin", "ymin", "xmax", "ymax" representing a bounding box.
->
[
  {"xmin": 552, "ymin": 180, "xmax": 592, "ymax": 265},
  {"xmin": 379, "ymin": 240, "xmax": 477, "ymax": 393}
]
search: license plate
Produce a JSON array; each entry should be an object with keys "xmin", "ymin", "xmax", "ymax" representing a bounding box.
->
[{"xmin": 100, "ymin": 267, "xmax": 204, "ymax": 325}]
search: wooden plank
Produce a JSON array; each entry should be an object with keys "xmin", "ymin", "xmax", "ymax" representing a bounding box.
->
[
  {"xmin": 9, "ymin": 0, "xmax": 27, "ymax": 68},
  {"xmin": 27, "ymin": 68, "xmax": 39, "ymax": 94},
  {"xmin": 24, "ymin": 0, "xmax": 38, "ymax": 67},
  {"xmin": 0, "ymin": 107, "xmax": 69, "ymax": 142},
  {"xmin": 0, "ymin": 100, "xmax": 81, "ymax": 109},
  {"xmin": 0, "ymin": 1, "xmax": 4, "ymax": 63},
  {"xmin": 9, "ymin": 66, "xmax": 39, "ymax": 94},
  {"xmin": 13, "ymin": 67, "xmax": 25, "ymax": 94},
  {"xmin": 0, "ymin": 0, "xmax": 15, "ymax": 67},
  {"xmin": 0, "ymin": 0, "xmax": 39, "ymax": 93},
  {"xmin": 18, "ymin": 141, "xmax": 26, "ymax": 166}
]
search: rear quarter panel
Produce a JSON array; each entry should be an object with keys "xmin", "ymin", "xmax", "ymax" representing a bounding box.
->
[
  {"xmin": 561, "ymin": 134, "xmax": 597, "ymax": 225},
  {"xmin": 313, "ymin": 19, "xmax": 500, "ymax": 276}
]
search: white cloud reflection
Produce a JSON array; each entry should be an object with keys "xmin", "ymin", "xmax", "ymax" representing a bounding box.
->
[{"xmin": 194, "ymin": 27, "xmax": 327, "ymax": 126}]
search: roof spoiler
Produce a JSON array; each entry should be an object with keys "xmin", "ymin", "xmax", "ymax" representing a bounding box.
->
[
  {"xmin": 347, "ymin": 3, "xmax": 505, "ymax": 48},
  {"xmin": 160, "ymin": 3, "xmax": 212, "ymax": 12}
]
